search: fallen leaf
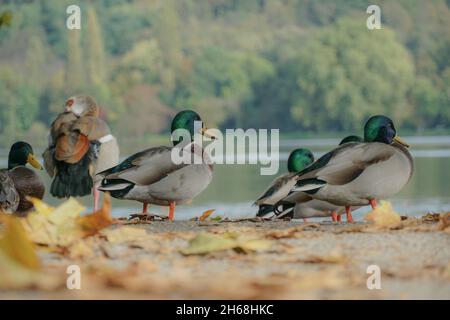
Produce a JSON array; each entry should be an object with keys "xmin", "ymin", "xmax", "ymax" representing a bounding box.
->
[
  {"xmin": 422, "ymin": 213, "xmax": 441, "ymax": 223},
  {"xmin": 27, "ymin": 197, "xmax": 54, "ymax": 216},
  {"xmin": 181, "ymin": 232, "xmax": 272, "ymax": 255},
  {"xmin": 199, "ymin": 209, "xmax": 215, "ymax": 221},
  {"xmin": 0, "ymin": 216, "xmax": 48, "ymax": 289},
  {"xmin": 23, "ymin": 196, "xmax": 112, "ymax": 248},
  {"xmin": 78, "ymin": 194, "xmax": 114, "ymax": 236},
  {"xmin": 0, "ymin": 216, "xmax": 40, "ymax": 269},
  {"xmin": 102, "ymin": 226, "xmax": 150, "ymax": 243},
  {"xmin": 437, "ymin": 212, "xmax": 450, "ymax": 232},
  {"xmin": 365, "ymin": 201, "xmax": 401, "ymax": 228}
]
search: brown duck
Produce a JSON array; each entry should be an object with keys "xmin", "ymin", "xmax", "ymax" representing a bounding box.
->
[{"xmin": 0, "ymin": 141, "xmax": 44, "ymax": 215}]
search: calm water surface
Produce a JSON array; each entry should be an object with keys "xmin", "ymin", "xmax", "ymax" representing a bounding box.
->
[{"xmin": 1, "ymin": 136, "xmax": 449, "ymax": 220}]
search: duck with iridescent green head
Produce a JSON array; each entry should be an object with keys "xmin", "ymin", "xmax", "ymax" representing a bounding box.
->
[
  {"xmin": 97, "ymin": 110, "xmax": 215, "ymax": 221},
  {"xmin": 0, "ymin": 141, "xmax": 45, "ymax": 215},
  {"xmin": 255, "ymin": 148, "xmax": 315, "ymax": 217},
  {"xmin": 292, "ymin": 115, "xmax": 413, "ymax": 222},
  {"xmin": 273, "ymin": 135, "xmax": 364, "ymax": 222}
]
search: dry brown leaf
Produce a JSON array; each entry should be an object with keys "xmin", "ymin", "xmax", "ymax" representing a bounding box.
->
[
  {"xmin": 437, "ymin": 212, "xmax": 450, "ymax": 232},
  {"xmin": 199, "ymin": 209, "xmax": 215, "ymax": 221},
  {"xmin": 78, "ymin": 194, "xmax": 114, "ymax": 236}
]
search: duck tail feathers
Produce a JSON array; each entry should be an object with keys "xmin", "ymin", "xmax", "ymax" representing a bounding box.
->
[{"xmin": 50, "ymin": 149, "xmax": 94, "ymax": 198}]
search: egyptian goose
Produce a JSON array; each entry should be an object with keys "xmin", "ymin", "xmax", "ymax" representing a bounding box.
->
[{"xmin": 43, "ymin": 95, "xmax": 119, "ymax": 211}]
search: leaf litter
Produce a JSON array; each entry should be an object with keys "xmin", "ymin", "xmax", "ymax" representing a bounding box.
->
[{"xmin": 0, "ymin": 200, "xmax": 449, "ymax": 298}]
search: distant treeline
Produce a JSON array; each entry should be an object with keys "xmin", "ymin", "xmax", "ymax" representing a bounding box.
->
[{"xmin": 0, "ymin": 0, "xmax": 449, "ymax": 148}]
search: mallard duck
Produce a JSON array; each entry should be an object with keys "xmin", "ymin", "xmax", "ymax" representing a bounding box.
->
[
  {"xmin": 0, "ymin": 142, "xmax": 44, "ymax": 215},
  {"xmin": 42, "ymin": 95, "xmax": 119, "ymax": 211},
  {"xmin": 261, "ymin": 136, "xmax": 364, "ymax": 222},
  {"xmin": 255, "ymin": 148, "xmax": 315, "ymax": 217},
  {"xmin": 97, "ymin": 110, "xmax": 215, "ymax": 221},
  {"xmin": 293, "ymin": 115, "xmax": 413, "ymax": 222}
]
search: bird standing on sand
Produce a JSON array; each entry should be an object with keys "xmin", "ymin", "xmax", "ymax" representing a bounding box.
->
[
  {"xmin": 271, "ymin": 136, "xmax": 364, "ymax": 222},
  {"xmin": 292, "ymin": 115, "xmax": 413, "ymax": 222},
  {"xmin": 97, "ymin": 110, "xmax": 215, "ymax": 221},
  {"xmin": 254, "ymin": 148, "xmax": 315, "ymax": 219},
  {"xmin": 0, "ymin": 142, "xmax": 44, "ymax": 215},
  {"xmin": 42, "ymin": 95, "xmax": 119, "ymax": 212}
]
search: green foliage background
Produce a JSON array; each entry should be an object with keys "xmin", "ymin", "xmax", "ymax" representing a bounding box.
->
[{"xmin": 0, "ymin": 0, "xmax": 449, "ymax": 149}]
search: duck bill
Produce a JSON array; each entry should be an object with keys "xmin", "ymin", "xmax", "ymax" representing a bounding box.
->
[
  {"xmin": 393, "ymin": 136, "xmax": 409, "ymax": 148},
  {"xmin": 200, "ymin": 127, "xmax": 217, "ymax": 140},
  {"xmin": 27, "ymin": 154, "xmax": 43, "ymax": 170}
]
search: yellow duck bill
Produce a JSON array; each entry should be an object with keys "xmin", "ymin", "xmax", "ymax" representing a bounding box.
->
[
  {"xmin": 27, "ymin": 154, "xmax": 43, "ymax": 170},
  {"xmin": 393, "ymin": 135, "xmax": 409, "ymax": 148}
]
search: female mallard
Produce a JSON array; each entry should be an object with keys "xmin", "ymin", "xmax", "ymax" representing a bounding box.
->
[
  {"xmin": 0, "ymin": 142, "xmax": 45, "ymax": 215},
  {"xmin": 42, "ymin": 95, "xmax": 120, "ymax": 212},
  {"xmin": 293, "ymin": 115, "xmax": 413, "ymax": 222},
  {"xmin": 97, "ymin": 110, "xmax": 215, "ymax": 221},
  {"xmin": 255, "ymin": 148, "xmax": 315, "ymax": 217}
]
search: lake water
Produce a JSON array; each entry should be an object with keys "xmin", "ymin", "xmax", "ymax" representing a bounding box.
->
[{"xmin": 1, "ymin": 136, "xmax": 450, "ymax": 221}]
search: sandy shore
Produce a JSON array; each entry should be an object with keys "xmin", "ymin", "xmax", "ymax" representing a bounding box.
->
[{"xmin": 1, "ymin": 217, "xmax": 449, "ymax": 299}]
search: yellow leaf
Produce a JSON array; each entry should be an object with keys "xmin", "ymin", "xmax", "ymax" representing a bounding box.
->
[
  {"xmin": 48, "ymin": 197, "xmax": 85, "ymax": 225},
  {"xmin": 27, "ymin": 197, "xmax": 54, "ymax": 216},
  {"xmin": 181, "ymin": 232, "xmax": 272, "ymax": 255},
  {"xmin": 102, "ymin": 226, "xmax": 149, "ymax": 243},
  {"xmin": 365, "ymin": 201, "xmax": 401, "ymax": 228},
  {"xmin": 23, "ymin": 195, "xmax": 112, "ymax": 248},
  {"xmin": 199, "ymin": 209, "xmax": 215, "ymax": 221},
  {"xmin": 0, "ymin": 216, "xmax": 40, "ymax": 270}
]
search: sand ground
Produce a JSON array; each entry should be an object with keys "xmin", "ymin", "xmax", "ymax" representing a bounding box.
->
[{"xmin": 1, "ymin": 217, "xmax": 450, "ymax": 299}]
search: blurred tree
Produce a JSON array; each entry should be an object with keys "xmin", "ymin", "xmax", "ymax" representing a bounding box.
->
[
  {"xmin": 86, "ymin": 7, "xmax": 107, "ymax": 86},
  {"xmin": 288, "ymin": 17, "xmax": 415, "ymax": 131},
  {"xmin": 65, "ymin": 29, "xmax": 84, "ymax": 90}
]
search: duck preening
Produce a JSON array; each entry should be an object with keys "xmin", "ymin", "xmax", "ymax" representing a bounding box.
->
[
  {"xmin": 292, "ymin": 115, "xmax": 413, "ymax": 222},
  {"xmin": 42, "ymin": 95, "xmax": 119, "ymax": 212},
  {"xmin": 97, "ymin": 110, "xmax": 215, "ymax": 221},
  {"xmin": 0, "ymin": 142, "xmax": 45, "ymax": 215}
]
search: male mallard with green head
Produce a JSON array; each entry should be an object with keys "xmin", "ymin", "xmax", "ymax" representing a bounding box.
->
[
  {"xmin": 293, "ymin": 115, "xmax": 413, "ymax": 222},
  {"xmin": 0, "ymin": 142, "xmax": 45, "ymax": 215},
  {"xmin": 255, "ymin": 148, "xmax": 315, "ymax": 218},
  {"xmin": 97, "ymin": 110, "xmax": 215, "ymax": 221},
  {"xmin": 258, "ymin": 136, "xmax": 364, "ymax": 222}
]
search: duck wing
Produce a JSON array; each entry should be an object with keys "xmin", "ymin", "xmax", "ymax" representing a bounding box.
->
[
  {"xmin": 254, "ymin": 172, "xmax": 297, "ymax": 206},
  {"xmin": 99, "ymin": 146, "xmax": 189, "ymax": 187},
  {"xmin": 8, "ymin": 167, "xmax": 45, "ymax": 213},
  {"xmin": 295, "ymin": 142, "xmax": 395, "ymax": 188},
  {"xmin": 0, "ymin": 170, "xmax": 19, "ymax": 213}
]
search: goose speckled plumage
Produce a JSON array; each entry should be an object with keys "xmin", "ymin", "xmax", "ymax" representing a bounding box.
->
[
  {"xmin": 292, "ymin": 115, "xmax": 413, "ymax": 221},
  {"xmin": 97, "ymin": 110, "xmax": 215, "ymax": 221},
  {"xmin": 0, "ymin": 142, "xmax": 44, "ymax": 215}
]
